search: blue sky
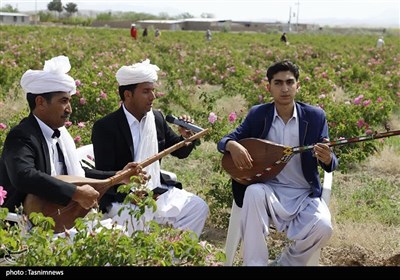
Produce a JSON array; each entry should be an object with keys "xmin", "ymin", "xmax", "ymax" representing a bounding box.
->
[{"xmin": 2, "ymin": 0, "xmax": 399, "ymax": 28}]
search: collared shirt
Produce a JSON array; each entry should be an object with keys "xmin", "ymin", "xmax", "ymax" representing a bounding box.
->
[
  {"xmin": 122, "ymin": 104, "xmax": 148, "ymax": 161},
  {"xmin": 33, "ymin": 115, "xmax": 62, "ymax": 176},
  {"xmin": 267, "ymin": 104, "xmax": 309, "ymax": 189}
]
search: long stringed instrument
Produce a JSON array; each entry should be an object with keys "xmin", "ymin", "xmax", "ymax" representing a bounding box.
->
[
  {"xmin": 222, "ymin": 129, "xmax": 400, "ymax": 185},
  {"xmin": 24, "ymin": 129, "xmax": 208, "ymax": 233}
]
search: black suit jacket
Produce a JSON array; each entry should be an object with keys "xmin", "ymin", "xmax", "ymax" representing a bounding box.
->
[
  {"xmin": 91, "ymin": 107, "xmax": 196, "ymax": 212},
  {"xmin": 0, "ymin": 114, "xmax": 113, "ymax": 212}
]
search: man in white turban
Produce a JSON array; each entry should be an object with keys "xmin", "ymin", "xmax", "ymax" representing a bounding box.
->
[
  {"xmin": 115, "ymin": 58, "xmax": 159, "ymax": 86},
  {"xmin": 0, "ymin": 55, "xmax": 142, "ymax": 234},
  {"xmin": 20, "ymin": 55, "xmax": 77, "ymax": 95},
  {"xmin": 92, "ymin": 59, "xmax": 209, "ymax": 237}
]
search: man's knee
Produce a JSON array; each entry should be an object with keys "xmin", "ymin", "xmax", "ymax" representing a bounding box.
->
[
  {"xmin": 244, "ymin": 184, "xmax": 265, "ymax": 203},
  {"xmin": 192, "ymin": 195, "xmax": 209, "ymax": 217},
  {"xmin": 315, "ymin": 218, "xmax": 333, "ymax": 245}
]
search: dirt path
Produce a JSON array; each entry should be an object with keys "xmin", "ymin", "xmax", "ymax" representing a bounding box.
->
[
  {"xmin": 204, "ymin": 226, "xmax": 400, "ymax": 266},
  {"xmin": 321, "ymin": 246, "xmax": 400, "ymax": 266}
]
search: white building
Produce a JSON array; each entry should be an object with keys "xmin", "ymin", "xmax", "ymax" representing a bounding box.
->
[{"xmin": 0, "ymin": 12, "xmax": 30, "ymax": 25}]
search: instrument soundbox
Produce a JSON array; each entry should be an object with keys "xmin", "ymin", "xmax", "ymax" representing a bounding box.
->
[
  {"xmin": 24, "ymin": 129, "xmax": 209, "ymax": 233},
  {"xmin": 222, "ymin": 130, "xmax": 400, "ymax": 185}
]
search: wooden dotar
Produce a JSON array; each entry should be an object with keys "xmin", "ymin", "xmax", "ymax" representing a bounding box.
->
[
  {"xmin": 24, "ymin": 129, "xmax": 209, "ymax": 233},
  {"xmin": 222, "ymin": 130, "xmax": 400, "ymax": 185}
]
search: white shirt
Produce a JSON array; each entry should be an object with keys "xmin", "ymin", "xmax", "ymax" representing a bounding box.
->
[
  {"xmin": 122, "ymin": 104, "xmax": 145, "ymax": 161},
  {"xmin": 34, "ymin": 115, "xmax": 64, "ymax": 176},
  {"xmin": 267, "ymin": 105, "xmax": 310, "ymax": 189},
  {"xmin": 265, "ymin": 104, "xmax": 312, "ymax": 215}
]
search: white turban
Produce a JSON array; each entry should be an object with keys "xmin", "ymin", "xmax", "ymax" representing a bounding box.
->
[
  {"xmin": 20, "ymin": 55, "xmax": 76, "ymax": 95},
  {"xmin": 116, "ymin": 59, "xmax": 160, "ymax": 86}
]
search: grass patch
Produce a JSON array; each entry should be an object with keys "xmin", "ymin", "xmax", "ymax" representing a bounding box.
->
[{"xmin": 333, "ymin": 173, "xmax": 400, "ymax": 226}]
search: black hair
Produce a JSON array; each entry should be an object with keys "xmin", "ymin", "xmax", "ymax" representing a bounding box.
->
[
  {"xmin": 118, "ymin": 84, "xmax": 138, "ymax": 101},
  {"xmin": 26, "ymin": 92, "xmax": 59, "ymax": 111},
  {"xmin": 266, "ymin": 60, "xmax": 300, "ymax": 82}
]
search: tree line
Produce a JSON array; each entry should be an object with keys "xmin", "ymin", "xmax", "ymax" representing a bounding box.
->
[
  {"xmin": 1, "ymin": 0, "xmax": 77, "ymax": 17},
  {"xmin": 0, "ymin": 0, "xmax": 217, "ymax": 20}
]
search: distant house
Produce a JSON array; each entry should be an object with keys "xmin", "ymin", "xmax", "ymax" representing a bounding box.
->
[
  {"xmin": 136, "ymin": 18, "xmax": 231, "ymax": 32},
  {"xmin": 136, "ymin": 20, "xmax": 184, "ymax": 31},
  {"xmin": 0, "ymin": 12, "xmax": 30, "ymax": 25},
  {"xmin": 181, "ymin": 18, "xmax": 231, "ymax": 31}
]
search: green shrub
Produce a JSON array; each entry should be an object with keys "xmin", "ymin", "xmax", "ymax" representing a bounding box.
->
[{"xmin": 0, "ymin": 180, "xmax": 225, "ymax": 266}]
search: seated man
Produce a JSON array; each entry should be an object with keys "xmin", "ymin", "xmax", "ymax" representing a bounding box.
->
[
  {"xmin": 0, "ymin": 55, "xmax": 143, "ymax": 233},
  {"xmin": 91, "ymin": 59, "xmax": 209, "ymax": 237},
  {"xmin": 218, "ymin": 60, "xmax": 338, "ymax": 266}
]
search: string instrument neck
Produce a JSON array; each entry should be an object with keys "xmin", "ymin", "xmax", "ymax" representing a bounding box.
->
[
  {"xmin": 292, "ymin": 130, "xmax": 400, "ymax": 154},
  {"xmin": 96, "ymin": 128, "xmax": 209, "ymax": 193}
]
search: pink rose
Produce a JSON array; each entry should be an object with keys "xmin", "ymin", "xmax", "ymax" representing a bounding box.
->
[
  {"xmin": 208, "ymin": 112, "xmax": 217, "ymax": 124},
  {"xmin": 228, "ymin": 112, "xmax": 237, "ymax": 123},
  {"xmin": 0, "ymin": 186, "xmax": 7, "ymax": 206}
]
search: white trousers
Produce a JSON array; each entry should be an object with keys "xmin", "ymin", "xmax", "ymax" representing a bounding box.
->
[
  {"xmin": 53, "ymin": 210, "xmax": 125, "ymax": 240},
  {"xmin": 106, "ymin": 187, "xmax": 208, "ymax": 238},
  {"xmin": 241, "ymin": 183, "xmax": 333, "ymax": 266}
]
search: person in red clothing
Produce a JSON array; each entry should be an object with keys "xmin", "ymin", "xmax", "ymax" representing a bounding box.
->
[{"xmin": 130, "ymin": 24, "xmax": 137, "ymax": 40}]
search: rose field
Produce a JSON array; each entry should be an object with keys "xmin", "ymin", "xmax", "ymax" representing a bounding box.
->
[{"xmin": 0, "ymin": 25, "xmax": 399, "ymax": 266}]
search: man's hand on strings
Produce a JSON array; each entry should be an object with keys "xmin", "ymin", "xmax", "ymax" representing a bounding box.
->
[
  {"xmin": 314, "ymin": 138, "xmax": 332, "ymax": 166},
  {"xmin": 226, "ymin": 140, "xmax": 253, "ymax": 170},
  {"xmin": 119, "ymin": 162, "xmax": 148, "ymax": 185},
  {"xmin": 73, "ymin": 184, "xmax": 99, "ymax": 210}
]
